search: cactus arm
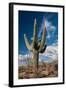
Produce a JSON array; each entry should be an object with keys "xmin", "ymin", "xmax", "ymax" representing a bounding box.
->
[
  {"xmin": 39, "ymin": 23, "xmax": 46, "ymax": 51},
  {"xmin": 32, "ymin": 18, "xmax": 38, "ymax": 46},
  {"xmin": 24, "ymin": 18, "xmax": 47, "ymax": 77},
  {"xmin": 24, "ymin": 34, "xmax": 32, "ymax": 51},
  {"xmin": 39, "ymin": 44, "xmax": 47, "ymax": 53}
]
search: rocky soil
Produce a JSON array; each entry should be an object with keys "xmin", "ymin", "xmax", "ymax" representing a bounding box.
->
[{"xmin": 18, "ymin": 60, "xmax": 58, "ymax": 79}]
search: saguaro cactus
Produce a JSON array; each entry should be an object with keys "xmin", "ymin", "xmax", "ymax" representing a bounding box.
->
[{"xmin": 24, "ymin": 18, "xmax": 47, "ymax": 77}]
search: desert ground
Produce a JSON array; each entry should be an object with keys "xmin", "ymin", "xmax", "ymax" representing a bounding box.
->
[{"xmin": 18, "ymin": 60, "xmax": 58, "ymax": 79}]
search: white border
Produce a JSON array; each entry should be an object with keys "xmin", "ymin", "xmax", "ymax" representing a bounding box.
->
[{"xmin": 13, "ymin": 4, "xmax": 63, "ymax": 85}]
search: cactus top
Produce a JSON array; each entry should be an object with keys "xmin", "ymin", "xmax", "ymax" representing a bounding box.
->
[{"xmin": 34, "ymin": 18, "xmax": 37, "ymax": 25}]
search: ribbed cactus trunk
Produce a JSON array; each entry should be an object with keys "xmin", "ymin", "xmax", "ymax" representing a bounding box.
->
[
  {"xmin": 32, "ymin": 51, "xmax": 39, "ymax": 74},
  {"xmin": 24, "ymin": 18, "xmax": 47, "ymax": 78}
]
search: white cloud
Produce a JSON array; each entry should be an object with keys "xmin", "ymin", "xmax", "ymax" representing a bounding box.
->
[
  {"xmin": 38, "ymin": 17, "xmax": 56, "ymax": 39},
  {"xmin": 39, "ymin": 45, "xmax": 58, "ymax": 62},
  {"xmin": 18, "ymin": 54, "xmax": 23, "ymax": 60},
  {"xmin": 45, "ymin": 20, "xmax": 51, "ymax": 28},
  {"xmin": 19, "ymin": 44, "xmax": 58, "ymax": 65},
  {"xmin": 50, "ymin": 26, "xmax": 56, "ymax": 31},
  {"xmin": 45, "ymin": 19, "xmax": 56, "ymax": 31},
  {"xmin": 18, "ymin": 53, "xmax": 32, "ymax": 66},
  {"xmin": 18, "ymin": 53, "xmax": 32, "ymax": 61},
  {"xmin": 45, "ymin": 19, "xmax": 56, "ymax": 39}
]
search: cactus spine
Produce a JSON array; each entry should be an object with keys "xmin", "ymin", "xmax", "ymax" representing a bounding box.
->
[{"xmin": 24, "ymin": 18, "xmax": 47, "ymax": 77}]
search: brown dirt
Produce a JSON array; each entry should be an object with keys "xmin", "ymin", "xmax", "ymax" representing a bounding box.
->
[{"xmin": 18, "ymin": 60, "xmax": 58, "ymax": 79}]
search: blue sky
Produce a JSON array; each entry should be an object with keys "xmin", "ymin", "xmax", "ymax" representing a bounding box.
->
[{"xmin": 18, "ymin": 10, "xmax": 58, "ymax": 56}]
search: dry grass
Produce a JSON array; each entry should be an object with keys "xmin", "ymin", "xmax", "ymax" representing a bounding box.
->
[{"xmin": 18, "ymin": 60, "xmax": 58, "ymax": 79}]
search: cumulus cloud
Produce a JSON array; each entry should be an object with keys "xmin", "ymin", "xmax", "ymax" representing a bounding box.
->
[
  {"xmin": 19, "ymin": 44, "xmax": 58, "ymax": 63},
  {"xmin": 18, "ymin": 53, "xmax": 32, "ymax": 66},
  {"xmin": 39, "ymin": 45, "xmax": 58, "ymax": 62},
  {"xmin": 18, "ymin": 53, "xmax": 32, "ymax": 61},
  {"xmin": 19, "ymin": 42, "xmax": 58, "ymax": 65}
]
